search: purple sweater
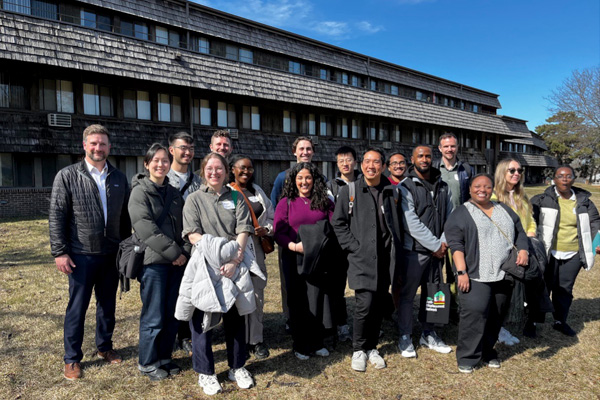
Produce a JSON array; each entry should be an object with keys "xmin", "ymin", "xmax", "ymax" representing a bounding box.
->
[{"xmin": 273, "ymin": 197, "xmax": 334, "ymax": 247}]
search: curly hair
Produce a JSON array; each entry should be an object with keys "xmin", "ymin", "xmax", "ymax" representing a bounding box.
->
[
  {"xmin": 494, "ymin": 158, "xmax": 532, "ymax": 217},
  {"xmin": 281, "ymin": 162, "xmax": 330, "ymax": 211}
]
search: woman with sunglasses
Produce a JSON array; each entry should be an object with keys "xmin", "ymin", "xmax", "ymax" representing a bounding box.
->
[
  {"xmin": 531, "ymin": 165, "xmax": 600, "ymax": 337},
  {"xmin": 228, "ymin": 154, "xmax": 274, "ymax": 360},
  {"xmin": 492, "ymin": 159, "xmax": 537, "ymax": 343}
]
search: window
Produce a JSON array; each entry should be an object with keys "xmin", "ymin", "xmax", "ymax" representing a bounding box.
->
[
  {"xmin": 226, "ymin": 45, "xmax": 239, "ymax": 61},
  {"xmin": 337, "ymin": 118, "xmax": 348, "ymax": 138},
  {"xmin": 392, "ymin": 125, "xmax": 401, "ymax": 142},
  {"xmin": 123, "ymin": 89, "xmax": 151, "ymax": 120},
  {"xmin": 158, "ymin": 93, "xmax": 181, "ymax": 122},
  {"xmin": 301, "ymin": 114, "xmax": 316, "ymax": 135},
  {"xmin": 351, "ymin": 119, "xmax": 361, "ymax": 139},
  {"xmin": 335, "ymin": 72, "xmax": 348, "ymax": 85},
  {"xmin": 217, "ymin": 102, "xmax": 236, "ymax": 128},
  {"xmin": 192, "ymin": 99, "xmax": 211, "ymax": 125},
  {"xmin": 0, "ymin": 73, "xmax": 28, "ymax": 109},
  {"xmin": 289, "ymin": 61, "xmax": 301, "ymax": 74},
  {"xmin": 80, "ymin": 10, "xmax": 111, "ymax": 31},
  {"xmin": 239, "ymin": 48, "xmax": 253, "ymax": 63},
  {"xmin": 83, "ymin": 83, "xmax": 113, "ymax": 116},
  {"xmin": 391, "ymin": 85, "xmax": 399, "ymax": 96},
  {"xmin": 197, "ymin": 37, "xmax": 209, "ymax": 54},
  {"xmin": 473, "ymin": 104, "xmax": 479, "ymax": 113},
  {"xmin": 39, "ymin": 79, "xmax": 73, "ymax": 113},
  {"xmin": 242, "ymin": 106, "xmax": 260, "ymax": 130},
  {"xmin": 120, "ymin": 20, "xmax": 148, "ymax": 40},
  {"xmin": 369, "ymin": 121, "xmax": 377, "ymax": 140},
  {"xmin": 3, "ymin": 0, "xmax": 30, "ymax": 13},
  {"xmin": 283, "ymin": 110, "xmax": 296, "ymax": 133},
  {"xmin": 370, "ymin": 80, "xmax": 378, "ymax": 91},
  {"xmin": 319, "ymin": 69, "xmax": 329, "ymax": 81},
  {"xmin": 378, "ymin": 123, "xmax": 389, "ymax": 141},
  {"xmin": 351, "ymin": 75, "xmax": 362, "ymax": 88},
  {"xmin": 412, "ymin": 128, "xmax": 421, "ymax": 144},
  {"xmin": 486, "ymin": 137, "xmax": 492, "ymax": 150},
  {"xmin": 319, "ymin": 115, "xmax": 332, "ymax": 136},
  {"xmin": 416, "ymin": 91, "xmax": 428, "ymax": 102},
  {"xmin": 155, "ymin": 26, "xmax": 181, "ymax": 47}
]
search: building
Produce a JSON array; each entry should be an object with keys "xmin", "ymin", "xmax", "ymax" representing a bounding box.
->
[
  {"xmin": 0, "ymin": 0, "xmax": 551, "ymax": 217},
  {"xmin": 499, "ymin": 131, "xmax": 557, "ymax": 184}
]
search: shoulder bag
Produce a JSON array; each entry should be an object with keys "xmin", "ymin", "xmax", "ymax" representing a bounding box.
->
[{"xmin": 230, "ymin": 182, "xmax": 275, "ymax": 254}]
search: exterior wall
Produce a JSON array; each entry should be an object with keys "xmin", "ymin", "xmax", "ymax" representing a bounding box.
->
[{"xmin": 0, "ymin": 187, "xmax": 51, "ymax": 218}]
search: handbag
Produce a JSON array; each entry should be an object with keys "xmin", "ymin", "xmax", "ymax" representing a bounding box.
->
[
  {"xmin": 230, "ymin": 182, "xmax": 275, "ymax": 255},
  {"xmin": 424, "ymin": 260, "xmax": 451, "ymax": 325},
  {"xmin": 117, "ymin": 188, "xmax": 173, "ymax": 292}
]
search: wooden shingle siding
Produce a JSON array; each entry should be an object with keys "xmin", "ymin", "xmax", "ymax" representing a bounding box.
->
[
  {"xmin": 78, "ymin": 0, "xmax": 501, "ymax": 109},
  {"xmin": 0, "ymin": 14, "xmax": 528, "ymax": 138},
  {"xmin": 498, "ymin": 152, "xmax": 558, "ymax": 168}
]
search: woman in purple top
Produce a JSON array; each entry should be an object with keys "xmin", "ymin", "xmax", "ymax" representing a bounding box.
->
[{"xmin": 273, "ymin": 162, "xmax": 334, "ymax": 360}]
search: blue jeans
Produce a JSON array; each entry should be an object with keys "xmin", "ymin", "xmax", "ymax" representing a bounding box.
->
[
  {"xmin": 64, "ymin": 254, "xmax": 119, "ymax": 364},
  {"xmin": 138, "ymin": 263, "xmax": 185, "ymax": 370}
]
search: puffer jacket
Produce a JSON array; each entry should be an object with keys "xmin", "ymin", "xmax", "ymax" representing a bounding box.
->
[
  {"xmin": 531, "ymin": 185, "xmax": 600, "ymax": 270},
  {"xmin": 128, "ymin": 174, "xmax": 190, "ymax": 265},
  {"xmin": 49, "ymin": 160, "xmax": 130, "ymax": 257}
]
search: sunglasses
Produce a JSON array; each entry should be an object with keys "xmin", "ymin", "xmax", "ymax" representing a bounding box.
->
[{"xmin": 507, "ymin": 168, "xmax": 524, "ymax": 175}]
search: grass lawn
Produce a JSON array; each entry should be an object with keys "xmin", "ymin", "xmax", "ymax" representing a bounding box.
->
[{"xmin": 0, "ymin": 185, "xmax": 598, "ymax": 399}]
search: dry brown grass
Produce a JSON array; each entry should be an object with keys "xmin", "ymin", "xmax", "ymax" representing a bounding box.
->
[{"xmin": 0, "ymin": 185, "xmax": 599, "ymax": 399}]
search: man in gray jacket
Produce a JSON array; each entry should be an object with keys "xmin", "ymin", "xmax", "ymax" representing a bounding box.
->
[
  {"xmin": 49, "ymin": 125, "xmax": 130, "ymax": 380},
  {"xmin": 167, "ymin": 132, "xmax": 202, "ymax": 355}
]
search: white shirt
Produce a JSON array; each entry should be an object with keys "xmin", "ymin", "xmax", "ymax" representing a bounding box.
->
[
  {"xmin": 85, "ymin": 159, "xmax": 108, "ymax": 225},
  {"xmin": 551, "ymin": 186, "xmax": 577, "ymax": 260}
]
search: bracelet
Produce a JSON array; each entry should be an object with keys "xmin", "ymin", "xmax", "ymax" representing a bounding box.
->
[{"xmin": 456, "ymin": 270, "xmax": 467, "ymax": 276}]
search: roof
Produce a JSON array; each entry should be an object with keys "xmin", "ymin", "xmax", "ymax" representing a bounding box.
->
[{"xmin": 498, "ymin": 152, "xmax": 557, "ymax": 168}]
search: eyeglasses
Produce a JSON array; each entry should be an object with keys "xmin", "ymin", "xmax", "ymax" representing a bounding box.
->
[
  {"xmin": 363, "ymin": 159, "xmax": 383, "ymax": 166},
  {"xmin": 234, "ymin": 165, "xmax": 254, "ymax": 173},
  {"xmin": 555, "ymin": 174, "xmax": 574, "ymax": 180},
  {"xmin": 337, "ymin": 158, "xmax": 354, "ymax": 165},
  {"xmin": 507, "ymin": 168, "xmax": 524, "ymax": 175},
  {"xmin": 205, "ymin": 167, "xmax": 224, "ymax": 174},
  {"xmin": 390, "ymin": 161, "xmax": 406, "ymax": 167},
  {"xmin": 174, "ymin": 145, "xmax": 194, "ymax": 152}
]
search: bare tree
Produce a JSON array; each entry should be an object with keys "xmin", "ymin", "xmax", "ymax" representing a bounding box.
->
[{"xmin": 548, "ymin": 66, "xmax": 600, "ymax": 129}]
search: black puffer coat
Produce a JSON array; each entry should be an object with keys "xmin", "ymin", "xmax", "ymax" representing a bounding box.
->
[
  {"xmin": 128, "ymin": 174, "xmax": 190, "ymax": 265},
  {"xmin": 49, "ymin": 160, "xmax": 131, "ymax": 257}
]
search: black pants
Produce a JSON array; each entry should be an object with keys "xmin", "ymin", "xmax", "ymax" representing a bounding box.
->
[
  {"xmin": 190, "ymin": 307, "xmax": 246, "ymax": 375},
  {"xmin": 545, "ymin": 255, "xmax": 582, "ymax": 323},
  {"xmin": 456, "ymin": 279, "xmax": 512, "ymax": 367},
  {"xmin": 332, "ymin": 261, "xmax": 348, "ymax": 327},
  {"xmin": 64, "ymin": 254, "xmax": 119, "ymax": 364},
  {"xmin": 353, "ymin": 288, "xmax": 387, "ymax": 352}
]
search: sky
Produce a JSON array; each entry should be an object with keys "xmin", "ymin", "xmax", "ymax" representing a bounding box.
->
[{"xmin": 192, "ymin": 0, "xmax": 599, "ymax": 131}]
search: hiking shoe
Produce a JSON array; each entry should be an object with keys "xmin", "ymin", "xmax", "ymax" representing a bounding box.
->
[
  {"xmin": 458, "ymin": 365, "xmax": 473, "ymax": 374},
  {"xmin": 553, "ymin": 321, "xmax": 577, "ymax": 337},
  {"xmin": 420, "ymin": 331, "xmax": 452, "ymax": 354},
  {"xmin": 498, "ymin": 327, "xmax": 519, "ymax": 345},
  {"xmin": 252, "ymin": 342, "xmax": 270, "ymax": 360},
  {"xmin": 141, "ymin": 367, "xmax": 168, "ymax": 381},
  {"xmin": 162, "ymin": 362, "xmax": 181, "ymax": 376},
  {"xmin": 294, "ymin": 351, "xmax": 310, "ymax": 360},
  {"xmin": 181, "ymin": 338, "xmax": 193, "ymax": 356},
  {"xmin": 337, "ymin": 324, "xmax": 351, "ymax": 342},
  {"xmin": 351, "ymin": 351, "xmax": 367, "ymax": 372},
  {"xmin": 198, "ymin": 373, "xmax": 222, "ymax": 395},
  {"xmin": 97, "ymin": 349, "xmax": 122, "ymax": 364},
  {"xmin": 64, "ymin": 362, "xmax": 82, "ymax": 380},
  {"xmin": 228, "ymin": 367, "xmax": 254, "ymax": 389},
  {"xmin": 315, "ymin": 347, "xmax": 330, "ymax": 357},
  {"xmin": 484, "ymin": 359, "xmax": 501, "ymax": 368},
  {"xmin": 367, "ymin": 349, "xmax": 386, "ymax": 369},
  {"xmin": 398, "ymin": 334, "xmax": 416, "ymax": 358}
]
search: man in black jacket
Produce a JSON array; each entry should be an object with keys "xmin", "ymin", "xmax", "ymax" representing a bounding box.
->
[
  {"xmin": 397, "ymin": 145, "xmax": 453, "ymax": 359},
  {"xmin": 332, "ymin": 148, "xmax": 403, "ymax": 372},
  {"xmin": 49, "ymin": 124, "xmax": 130, "ymax": 380}
]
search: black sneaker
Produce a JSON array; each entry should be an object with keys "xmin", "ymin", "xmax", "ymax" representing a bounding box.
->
[
  {"xmin": 141, "ymin": 367, "xmax": 169, "ymax": 381},
  {"xmin": 252, "ymin": 342, "xmax": 270, "ymax": 360},
  {"xmin": 162, "ymin": 362, "xmax": 181, "ymax": 376},
  {"xmin": 552, "ymin": 321, "xmax": 576, "ymax": 337}
]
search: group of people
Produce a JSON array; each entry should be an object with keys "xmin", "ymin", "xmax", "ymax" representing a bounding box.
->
[{"xmin": 50, "ymin": 124, "xmax": 600, "ymax": 394}]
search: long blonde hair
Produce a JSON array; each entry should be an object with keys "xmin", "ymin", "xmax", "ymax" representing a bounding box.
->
[{"xmin": 494, "ymin": 158, "xmax": 531, "ymax": 216}]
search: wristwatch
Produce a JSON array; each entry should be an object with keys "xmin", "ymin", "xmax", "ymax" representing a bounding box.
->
[{"xmin": 456, "ymin": 270, "xmax": 467, "ymax": 276}]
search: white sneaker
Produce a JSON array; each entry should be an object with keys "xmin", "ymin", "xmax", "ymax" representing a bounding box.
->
[
  {"xmin": 351, "ymin": 350, "xmax": 367, "ymax": 372},
  {"xmin": 398, "ymin": 334, "xmax": 417, "ymax": 358},
  {"xmin": 228, "ymin": 367, "xmax": 254, "ymax": 389},
  {"xmin": 198, "ymin": 373, "xmax": 222, "ymax": 396},
  {"xmin": 315, "ymin": 347, "xmax": 330, "ymax": 357},
  {"xmin": 367, "ymin": 349, "xmax": 386, "ymax": 369},
  {"xmin": 294, "ymin": 351, "xmax": 310, "ymax": 360},
  {"xmin": 498, "ymin": 327, "xmax": 519, "ymax": 346},
  {"xmin": 420, "ymin": 331, "xmax": 452, "ymax": 354}
]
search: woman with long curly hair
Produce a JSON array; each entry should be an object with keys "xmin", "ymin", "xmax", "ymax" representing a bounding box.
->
[{"xmin": 273, "ymin": 162, "xmax": 335, "ymax": 360}]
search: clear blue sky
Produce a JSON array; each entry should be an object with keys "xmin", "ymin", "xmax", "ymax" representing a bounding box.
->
[{"xmin": 194, "ymin": 0, "xmax": 600, "ymax": 131}]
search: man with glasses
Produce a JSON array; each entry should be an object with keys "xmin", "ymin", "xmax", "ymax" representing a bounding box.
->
[
  {"xmin": 387, "ymin": 152, "xmax": 407, "ymax": 185},
  {"xmin": 332, "ymin": 147, "xmax": 403, "ymax": 372},
  {"xmin": 167, "ymin": 132, "xmax": 202, "ymax": 356}
]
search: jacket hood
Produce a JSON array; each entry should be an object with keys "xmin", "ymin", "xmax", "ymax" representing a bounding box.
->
[{"xmin": 406, "ymin": 165, "xmax": 442, "ymax": 183}]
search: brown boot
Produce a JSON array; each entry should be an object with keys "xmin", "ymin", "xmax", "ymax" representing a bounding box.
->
[
  {"xmin": 64, "ymin": 362, "xmax": 82, "ymax": 380},
  {"xmin": 97, "ymin": 349, "xmax": 122, "ymax": 364}
]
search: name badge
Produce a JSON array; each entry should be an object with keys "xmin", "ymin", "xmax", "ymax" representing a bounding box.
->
[
  {"xmin": 248, "ymin": 196, "xmax": 259, "ymax": 202},
  {"xmin": 573, "ymin": 207, "xmax": 577, "ymax": 215},
  {"xmin": 222, "ymin": 200, "xmax": 235, "ymax": 210}
]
